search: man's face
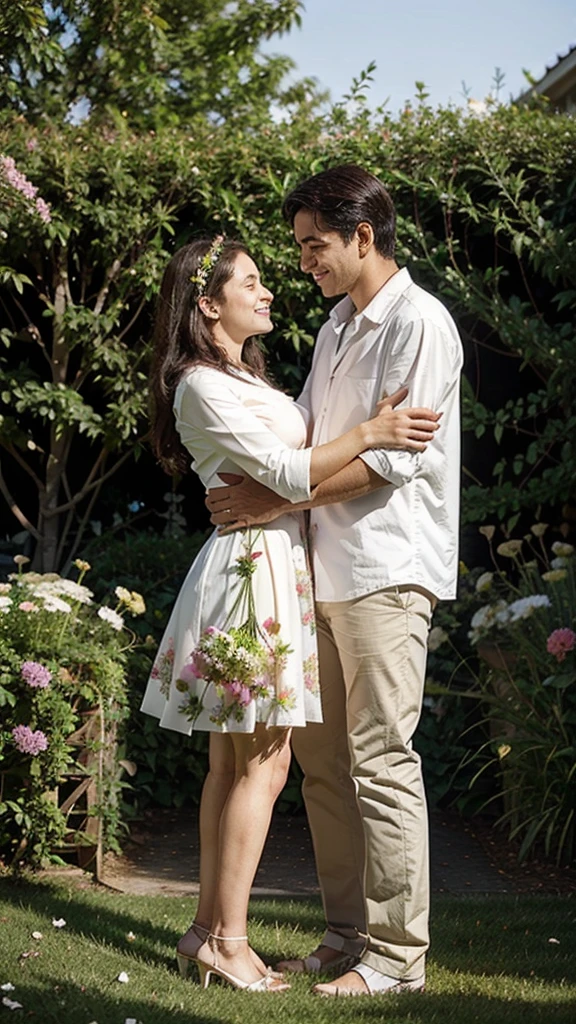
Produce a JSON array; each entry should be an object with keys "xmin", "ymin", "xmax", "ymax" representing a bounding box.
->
[{"xmin": 293, "ymin": 208, "xmax": 362, "ymax": 298}]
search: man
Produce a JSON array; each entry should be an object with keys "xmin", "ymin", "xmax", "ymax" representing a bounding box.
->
[{"xmin": 207, "ymin": 164, "xmax": 463, "ymax": 995}]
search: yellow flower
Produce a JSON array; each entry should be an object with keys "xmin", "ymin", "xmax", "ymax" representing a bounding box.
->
[
  {"xmin": 115, "ymin": 586, "xmax": 132, "ymax": 604},
  {"xmin": 542, "ymin": 569, "xmax": 567, "ymax": 583},
  {"xmin": 128, "ymin": 591, "xmax": 146, "ymax": 616},
  {"xmin": 530, "ymin": 523, "xmax": 548, "ymax": 538},
  {"xmin": 479, "ymin": 525, "xmax": 495, "ymax": 541},
  {"xmin": 475, "ymin": 571, "xmax": 493, "ymax": 592},
  {"xmin": 497, "ymin": 540, "xmax": 523, "ymax": 558},
  {"xmin": 551, "ymin": 541, "xmax": 574, "ymax": 558},
  {"xmin": 74, "ymin": 559, "xmax": 91, "ymax": 572},
  {"xmin": 13, "ymin": 554, "xmax": 30, "ymax": 565},
  {"xmin": 497, "ymin": 744, "xmax": 511, "ymax": 760}
]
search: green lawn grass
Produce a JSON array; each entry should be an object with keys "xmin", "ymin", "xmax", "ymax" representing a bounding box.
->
[{"xmin": 0, "ymin": 875, "xmax": 574, "ymax": 1024}]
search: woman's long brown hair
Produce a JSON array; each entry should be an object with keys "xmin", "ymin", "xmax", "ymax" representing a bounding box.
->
[{"xmin": 149, "ymin": 238, "xmax": 269, "ymax": 475}]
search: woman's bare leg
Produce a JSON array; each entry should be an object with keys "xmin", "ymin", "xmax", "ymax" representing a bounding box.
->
[
  {"xmin": 201, "ymin": 725, "xmax": 291, "ymax": 983},
  {"xmin": 177, "ymin": 733, "xmax": 235, "ymax": 956}
]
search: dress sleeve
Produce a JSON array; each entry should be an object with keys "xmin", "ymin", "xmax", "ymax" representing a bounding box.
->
[
  {"xmin": 359, "ymin": 317, "xmax": 463, "ymax": 487},
  {"xmin": 175, "ymin": 370, "xmax": 312, "ymax": 502}
]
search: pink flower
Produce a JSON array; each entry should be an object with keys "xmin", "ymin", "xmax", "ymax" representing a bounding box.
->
[
  {"xmin": 35, "ymin": 197, "xmax": 52, "ymax": 223},
  {"xmin": 302, "ymin": 611, "xmax": 313, "ymax": 625},
  {"xmin": 547, "ymin": 628, "xmax": 576, "ymax": 662},
  {"xmin": 263, "ymin": 617, "xmax": 281, "ymax": 635},
  {"xmin": 12, "ymin": 725, "xmax": 48, "ymax": 755},
  {"xmin": 178, "ymin": 662, "xmax": 201, "ymax": 683},
  {"xmin": 26, "ymin": 138, "xmax": 38, "ymax": 152},
  {"xmin": 18, "ymin": 601, "xmax": 39, "ymax": 613},
  {"xmin": 296, "ymin": 583, "xmax": 305, "ymax": 595},
  {"xmin": 238, "ymin": 685, "xmax": 252, "ymax": 706},
  {"xmin": 21, "ymin": 660, "xmax": 52, "ymax": 689},
  {"xmin": 249, "ymin": 551, "xmax": 262, "ymax": 561},
  {"xmin": 204, "ymin": 626, "xmax": 217, "ymax": 635}
]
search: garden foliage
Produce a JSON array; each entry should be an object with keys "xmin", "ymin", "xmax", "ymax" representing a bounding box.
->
[
  {"xmin": 0, "ymin": 558, "xmax": 144, "ymax": 867},
  {"xmin": 430, "ymin": 528, "xmax": 576, "ymax": 864},
  {"xmin": 1, "ymin": 96, "xmax": 575, "ymax": 571}
]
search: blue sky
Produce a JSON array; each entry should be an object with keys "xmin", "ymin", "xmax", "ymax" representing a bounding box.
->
[{"xmin": 261, "ymin": 0, "xmax": 576, "ymax": 111}]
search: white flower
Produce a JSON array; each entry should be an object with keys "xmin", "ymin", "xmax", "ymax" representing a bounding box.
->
[
  {"xmin": 551, "ymin": 557, "xmax": 568, "ymax": 570},
  {"xmin": 468, "ymin": 98, "xmax": 487, "ymax": 117},
  {"xmin": 51, "ymin": 917, "xmax": 66, "ymax": 928},
  {"xmin": 0, "ymin": 583, "xmax": 12, "ymax": 594},
  {"xmin": 2, "ymin": 996, "xmax": 23, "ymax": 1010},
  {"xmin": 41, "ymin": 596, "xmax": 72, "ymax": 614},
  {"xmin": 0, "ymin": 595, "xmax": 12, "ymax": 611},
  {"xmin": 52, "ymin": 579, "xmax": 93, "ymax": 604},
  {"xmin": 0, "ymin": 984, "xmax": 15, "ymax": 992},
  {"xmin": 117, "ymin": 971, "xmax": 129, "ymax": 983},
  {"xmin": 31, "ymin": 931, "xmax": 43, "ymax": 940},
  {"xmin": 508, "ymin": 595, "xmax": 551, "ymax": 622},
  {"xmin": 428, "ymin": 626, "xmax": 449, "ymax": 652},
  {"xmin": 98, "ymin": 606, "xmax": 124, "ymax": 630},
  {"xmin": 475, "ymin": 571, "xmax": 494, "ymax": 593},
  {"xmin": 548, "ymin": 937, "xmax": 560, "ymax": 944},
  {"xmin": 551, "ymin": 542, "xmax": 574, "ymax": 558},
  {"xmin": 468, "ymin": 600, "xmax": 510, "ymax": 643},
  {"xmin": 126, "ymin": 931, "xmax": 136, "ymax": 942},
  {"xmin": 115, "ymin": 586, "xmax": 132, "ymax": 603}
]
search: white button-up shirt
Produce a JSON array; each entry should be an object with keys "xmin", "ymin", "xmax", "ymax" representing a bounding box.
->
[{"xmin": 298, "ymin": 268, "xmax": 463, "ymax": 602}]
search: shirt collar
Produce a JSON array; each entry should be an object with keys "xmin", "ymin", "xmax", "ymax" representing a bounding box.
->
[{"xmin": 329, "ymin": 267, "xmax": 412, "ymax": 331}]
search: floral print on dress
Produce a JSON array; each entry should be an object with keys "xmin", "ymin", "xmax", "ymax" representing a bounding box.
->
[
  {"xmin": 295, "ymin": 568, "xmax": 316, "ymax": 635},
  {"xmin": 150, "ymin": 637, "xmax": 175, "ymax": 699},
  {"xmin": 303, "ymin": 652, "xmax": 319, "ymax": 696}
]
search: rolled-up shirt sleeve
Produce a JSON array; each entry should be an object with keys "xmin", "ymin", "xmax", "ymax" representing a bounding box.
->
[
  {"xmin": 359, "ymin": 316, "xmax": 462, "ymax": 487},
  {"xmin": 175, "ymin": 370, "xmax": 312, "ymax": 502}
]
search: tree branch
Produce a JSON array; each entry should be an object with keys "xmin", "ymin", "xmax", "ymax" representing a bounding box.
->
[
  {"xmin": 0, "ymin": 460, "xmax": 42, "ymax": 539},
  {"xmin": 43, "ymin": 439, "xmax": 146, "ymax": 517}
]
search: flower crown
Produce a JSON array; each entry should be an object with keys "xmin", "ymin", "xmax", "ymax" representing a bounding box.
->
[{"xmin": 190, "ymin": 235, "xmax": 225, "ymax": 296}]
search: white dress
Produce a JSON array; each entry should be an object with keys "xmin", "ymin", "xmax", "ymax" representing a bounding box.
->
[{"xmin": 140, "ymin": 365, "xmax": 321, "ymax": 734}]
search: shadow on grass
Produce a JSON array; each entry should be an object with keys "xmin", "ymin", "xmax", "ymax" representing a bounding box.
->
[
  {"xmin": 7, "ymin": 976, "xmax": 576, "ymax": 1024},
  {"xmin": 0, "ymin": 875, "xmax": 183, "ymax": 970}
]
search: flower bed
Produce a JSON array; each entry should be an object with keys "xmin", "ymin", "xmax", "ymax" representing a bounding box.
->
[{"xmin": 0, "ymin": 558, "xmax": 144, "ymax": 871}]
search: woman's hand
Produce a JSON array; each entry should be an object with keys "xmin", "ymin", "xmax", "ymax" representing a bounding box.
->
[{"xmin": 364, "ymin": 386, "xmax": 441, "ymax": 451}]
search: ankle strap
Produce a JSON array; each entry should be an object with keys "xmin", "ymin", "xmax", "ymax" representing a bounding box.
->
[{"xmin": 209, "ymin": 932, "xmax": 248, "ymax": 942}]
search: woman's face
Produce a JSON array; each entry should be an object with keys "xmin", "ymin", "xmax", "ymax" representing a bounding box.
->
[{"xmin": 213, "ymin": 251, "xmax": 274, "ymax": 343}]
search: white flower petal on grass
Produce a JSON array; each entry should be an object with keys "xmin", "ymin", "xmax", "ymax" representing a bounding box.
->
[
  {"xmin": 548, "ymin": 937, "xmax": 560, "ymax": 944},
  {"xmin": 31, "ymin": 931, "xmax": 43, "ymax": 940},
  {"xmin": 117, "ymin": 971, "xmax": 129, "ymax": 983},
  {"xmin": 2, "ymin": 997, "xmax": 23, "ymax": 1010},
  {"xmin": 51, "ymin": 917, "xmax": 66, "ymax": 928},
  {"xmin": 126, "ymin": 931, "xmax": 136, "ymax": 942},
  {"xmin": 0, "ymin": 984, "xmax": 15, "ymax": 991},
  {"xmin": 98, "ymin": 606, "xmax": 124, "ymax": 631}
]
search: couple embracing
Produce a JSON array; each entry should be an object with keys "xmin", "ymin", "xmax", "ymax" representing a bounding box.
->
[{"xmin": 141, "ymin": 164, "xmax": 462, "ymax": 997}]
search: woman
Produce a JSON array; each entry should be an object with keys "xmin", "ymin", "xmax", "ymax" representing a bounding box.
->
[{"xmin": 141, "ymin": 236, "xmax": 439, "ymax": 992}]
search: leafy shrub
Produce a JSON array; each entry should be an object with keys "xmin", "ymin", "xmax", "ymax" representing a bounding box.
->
[
  {"xmin": 451, "ymin": 527, "xmax": 576, "ymax": 864},
  {"xmin": 0, "ymin": 558, "xmax": 143, "ymax": 867}
]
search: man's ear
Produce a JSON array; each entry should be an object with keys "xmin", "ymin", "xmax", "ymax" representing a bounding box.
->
[
  {"xmin": 356, "ymin": 221, "xmax": 374, "ymax": 257},
  {"xmin": 198, "ymin": 295, "xmax": 220, "ymax": 320}
]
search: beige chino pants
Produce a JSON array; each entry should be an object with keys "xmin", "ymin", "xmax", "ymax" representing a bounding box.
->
[{"xmin": 291, "ymin": 587, "xmax": 433, "ymax": 980}]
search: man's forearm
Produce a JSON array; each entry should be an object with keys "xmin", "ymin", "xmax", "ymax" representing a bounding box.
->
[{"xmin": 293, "ymin": 457, "xmax": 388, "ymax": 511}]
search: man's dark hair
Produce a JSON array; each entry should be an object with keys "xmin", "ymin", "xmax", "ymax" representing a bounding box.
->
[{"xmin": 282, "ymin": 164, "xmax": 396, "ymax": 258}]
